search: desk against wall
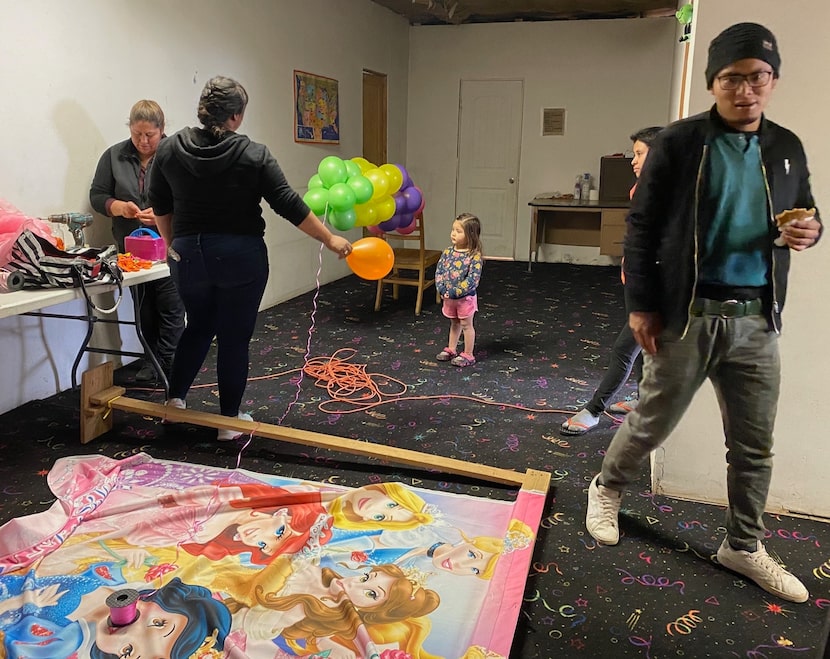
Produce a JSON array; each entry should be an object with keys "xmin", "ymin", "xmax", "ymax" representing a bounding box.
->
[{"xmin": 527, "ymin": 196, "xmax": 629, "ymax": 271}]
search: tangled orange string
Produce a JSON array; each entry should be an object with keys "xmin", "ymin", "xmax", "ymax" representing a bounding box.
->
[{"xmin": 148, "ymin": 347, "xmax": 596, "ymax": 419}]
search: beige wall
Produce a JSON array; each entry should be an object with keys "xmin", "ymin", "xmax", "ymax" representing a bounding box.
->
[
  {"xmin": 406, "ymin": 18, "xmax": 676, "ymax": 262},
  {"xmin": 0, "ymin": 0, "xmax": 409, "ymax": 412},
  {"xmin": 652, "ymin": 0, "xmax": 830, "ymax": 517},
  {"xmin": 0, "ymin": 1, "xmax": 680, "ymax": 413}
]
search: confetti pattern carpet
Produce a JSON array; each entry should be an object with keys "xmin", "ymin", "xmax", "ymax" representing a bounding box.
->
[{"xmin": 1, "ymin": 261, "xmax": 829, "ymax": 658}]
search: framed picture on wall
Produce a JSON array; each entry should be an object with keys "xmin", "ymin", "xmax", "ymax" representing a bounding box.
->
[{"xmin": 294, "ymin": 70, "xmax": 340, "ymax": 144}]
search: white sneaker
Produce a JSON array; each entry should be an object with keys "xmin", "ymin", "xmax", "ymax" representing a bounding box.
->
[
  {"xmin": 716, "ymin": 540, "xmax": 809, "ymax": 603},
  {"xmin": 586, "ymin": 474, "xmax": 622, "ymax": 545},
  {"xmin": 162, "ymin": 397, "xmax": 186, "ymax": 424},
  {"xmin": 217, "ymin": 412, "xmax": 254, "ymax": 442}
]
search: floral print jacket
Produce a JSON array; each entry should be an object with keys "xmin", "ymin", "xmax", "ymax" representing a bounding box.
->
[{"xmin": 435, "ymin": 247, "xmax": 483, "ymax": 299}]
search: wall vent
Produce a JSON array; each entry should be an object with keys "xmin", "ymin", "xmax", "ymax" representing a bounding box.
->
[{"xmin": 542, "ymin": 107, "xmax": 565, "ymax": 136}]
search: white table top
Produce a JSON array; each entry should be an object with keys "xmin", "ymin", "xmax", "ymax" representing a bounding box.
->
[{"xmin": 0, "ymin": 262, "xmax": 170, "ymax": 319}]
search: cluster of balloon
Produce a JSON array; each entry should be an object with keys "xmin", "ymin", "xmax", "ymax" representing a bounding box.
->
[
  {"xmin": 364, "ymin": 160, "xmax": 424, "ymax": 236},
  {"xmin": 302, "ymin": 156, "xmax": 424, "ymax": 235},
  {"xmin": 302, "ymin": 156, "xmax": 425, "ymax": 279}
]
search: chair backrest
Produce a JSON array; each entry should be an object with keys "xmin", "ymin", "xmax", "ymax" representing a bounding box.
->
[
  {"xmin": 384, "ymin": 212, "xmax": 440, "ymax": 267},
  {"xmin": 386, "ymin": 212, "xmax": 425, "ymax": 245},
  {"xmin": 373, "ymin": 212, "xmax": 443, "ymax": 315}
]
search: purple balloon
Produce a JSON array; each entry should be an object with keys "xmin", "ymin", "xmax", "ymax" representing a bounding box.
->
[
  {"xmin": 395, "ymin": 213, "xmax": 415, "ymax": 233},
  {"xmin": 396, "ymin": 164, "xmax": 413, "ymax": 190},
  {"xmin": 402, "ymin": 186, "xmax": 423, "ymax": 213},
  {"xmin": 379, "ymin": 216, "xmax": 400, "ymax": 232},
  {"xmin": 393, "ymin": 191, "xmax": 408, "ymax": 214}
]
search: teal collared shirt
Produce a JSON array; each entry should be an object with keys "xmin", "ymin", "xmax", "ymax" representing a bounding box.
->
[{"xmin": 699, "ymin": 132, "xmax": 770, "ymax": 288}]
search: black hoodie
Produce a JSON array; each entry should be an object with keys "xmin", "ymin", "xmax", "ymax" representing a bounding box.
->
[{"xmin": 148, "ymin": 127, "xmax": 310, "ymax": 238}]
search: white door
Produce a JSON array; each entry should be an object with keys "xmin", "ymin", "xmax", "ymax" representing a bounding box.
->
[{"xmin": 455, "ymin": 79, "xmax": 523, "ymax": 259}]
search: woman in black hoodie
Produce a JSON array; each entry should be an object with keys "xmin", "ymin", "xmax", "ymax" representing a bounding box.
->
[{"xmin": 149, "ymin": 76, "xmax": 352, "ymax": 441}]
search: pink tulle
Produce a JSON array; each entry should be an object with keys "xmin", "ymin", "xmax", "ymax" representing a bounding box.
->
[{"xmin": 0, "ymin": 198, "xmax": 59, "ymax": 268}]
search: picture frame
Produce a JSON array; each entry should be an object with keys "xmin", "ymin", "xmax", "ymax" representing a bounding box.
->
[{"xmin": 294, "ymin": 70, "xmax": 340, "ymax": 144}]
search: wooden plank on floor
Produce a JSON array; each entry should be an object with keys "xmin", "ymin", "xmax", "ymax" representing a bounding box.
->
[{"xmin": 91, "ymin": 394, "xmax": 534, "ymax": 487}]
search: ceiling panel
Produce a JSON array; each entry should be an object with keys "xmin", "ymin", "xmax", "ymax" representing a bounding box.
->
[{"xmin": 370, "ymin": 0, "xmax": 678, "ymax": 25}]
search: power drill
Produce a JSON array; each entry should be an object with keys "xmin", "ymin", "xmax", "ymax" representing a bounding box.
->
[{"xmin": 46, "ymin": 212, "xmax": 94, "ymax": 247}]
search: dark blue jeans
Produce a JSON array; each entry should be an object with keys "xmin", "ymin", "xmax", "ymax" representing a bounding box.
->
[{"xmin": 168, "ymin": 233, "xmax": 268, "ymax": 417}]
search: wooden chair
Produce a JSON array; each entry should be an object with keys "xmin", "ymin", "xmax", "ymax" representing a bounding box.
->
[{"xmin": 374, "ymin": 212, "xmax": 442, "ymax": 315}]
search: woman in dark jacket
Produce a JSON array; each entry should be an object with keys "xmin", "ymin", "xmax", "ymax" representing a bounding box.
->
[
  {"xmin": 149, "ymin": 76, "xmax": 351, "ymax": 441},
  {"xmin": 90, "ymin": 100, "xmax": 185, "ymax": 382}
]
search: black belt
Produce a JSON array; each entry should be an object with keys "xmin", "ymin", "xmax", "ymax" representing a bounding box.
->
[{"xmin": 690, "ymin": 298, "xmax": 763, "ymax": 318}]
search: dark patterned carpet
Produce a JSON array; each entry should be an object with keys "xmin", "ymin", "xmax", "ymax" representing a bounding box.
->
[{"xmin": 1, "ymin": 261, "xmax": 829, "ymax": 658}]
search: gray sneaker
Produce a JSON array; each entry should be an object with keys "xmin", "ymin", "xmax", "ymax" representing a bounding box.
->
[
  {"xmin": 716, "ymin": 539, "xmax": 809, "ymax": 603},
  {"xmin": 586, "ymin": 474, "xmax": 622, "ymax": 545}
]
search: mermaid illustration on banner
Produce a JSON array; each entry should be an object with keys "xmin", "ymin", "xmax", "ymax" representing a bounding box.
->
[
  {"xmin": 73, "ymin": 481, "xmax": 436, "ymax": 564},
  {"xmin": 65, "ymin": 482, "xmax": 333, "ymax": 567}
]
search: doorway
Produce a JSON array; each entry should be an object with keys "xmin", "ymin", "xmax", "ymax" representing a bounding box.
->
[
  {"xmin": 455, "ymin": 79, "xmax": 524, "ymax": 259},
  {"xmin": 362, "ymin": 70, "xmax": 387, "ymax": 165}
]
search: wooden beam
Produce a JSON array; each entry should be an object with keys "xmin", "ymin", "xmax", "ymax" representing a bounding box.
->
[
  {"xmin": 81, "ymin": 362, "xmax": 118, "ymax": 444},
  {"xmin": 521, "ymin": 468, "xmax": 551, "ymax": 494},
  {"xmin": 83, "ymin": 365, "xmax": 544, "ymax": 489}
]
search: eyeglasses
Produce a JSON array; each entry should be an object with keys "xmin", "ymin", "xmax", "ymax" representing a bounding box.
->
[{"xmin": 716, "ymin": 70, "xmax": 773, "ymax": 91}]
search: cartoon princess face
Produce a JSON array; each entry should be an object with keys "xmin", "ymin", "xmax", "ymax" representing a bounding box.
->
[
  {"xmin": 340, "ymin": 488, "xmax": 414, "ymax": 524},
  {"xmin": 88, "ymin": 579, "xmax": 231, "ymax": 659},
  {"xmin": 232, "ymin": 509, "xmax": 297, "ymax": 556},
  {"xmin": 431, "ymin": 541, "xmax": 494, "ymax": 577},
  {"xmin": 333, "ymin": 570, "xmax": 398, "ymax": 609},
  {"xmin": 328, "ymin": 483, "xmax": 434, "ymax": 532},
  {"xmin": 93, "ymin": 600, "xmax": 188, "ymax": 657}
]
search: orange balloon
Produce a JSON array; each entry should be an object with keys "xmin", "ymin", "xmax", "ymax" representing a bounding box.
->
[{"xmin": 346, "ymin": 237, "xmax": 394, "ymax": 280}]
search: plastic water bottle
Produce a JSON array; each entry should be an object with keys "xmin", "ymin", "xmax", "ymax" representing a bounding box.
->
[
  {"xmin": 573, "ymin": 175, "xmax": 582, "ymax": 201},
  {"xmin": 581, "ymin": 173, "xmax": 591, "ymax": 202}
]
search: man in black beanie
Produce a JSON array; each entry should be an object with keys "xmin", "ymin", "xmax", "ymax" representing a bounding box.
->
[{"xmin": 585, "ymin": 22, "xmax": 822, "ymax": 603}]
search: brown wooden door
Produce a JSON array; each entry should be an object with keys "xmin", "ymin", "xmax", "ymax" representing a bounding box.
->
[{"xmin": 362, "ymin": 70, "xmax": 387, "ymax": 165}]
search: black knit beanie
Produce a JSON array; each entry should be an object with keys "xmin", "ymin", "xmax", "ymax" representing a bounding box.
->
[{"xmin": 705, "ymin": 23, "xmax": 781, "ymax": 89}]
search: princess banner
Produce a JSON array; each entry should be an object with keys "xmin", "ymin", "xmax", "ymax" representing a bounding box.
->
[{"xmin": 0, "ymin": 453, "xmax": 545, "ymax": 658}]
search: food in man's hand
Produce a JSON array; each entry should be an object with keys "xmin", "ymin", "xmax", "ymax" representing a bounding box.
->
[
  {"xmin": 773, "ymin": 207, "xmax": 816, "ymax": 246},
  {"xmin": 774, "ymin": 207, "xmax": 815, "ymax": 227}
]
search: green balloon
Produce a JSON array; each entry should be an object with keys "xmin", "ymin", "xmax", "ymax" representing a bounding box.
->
[
  {"xmin": 308, "ymin": 174, "xmax": 324, "ymax": 189},
  {"xmin": 344, "ymin": 160, "xmax": 361, "ymax": 179},
  {"xmin": 327, "ymin": 182, "xmax": 357, "ymax": 212},
  {"xmin": 318, "ymin": 156, "xmax": 347, "ymax": 188},
  {"xmin": 347, "ymin": 175, "xmax": 374, "ymax": 205},
  {"xmin": 303, "ymin": 187, "xmax": 329, "ymax": 216},
  {"xmin": 328, "ymin": 208, "xmax": 357, "ymax": 231}
]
